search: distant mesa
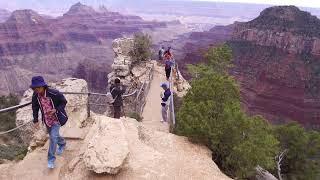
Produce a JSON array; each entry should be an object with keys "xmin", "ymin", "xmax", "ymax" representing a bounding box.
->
[
  {"xmin": 243, "ymin": 6, "xmax": 320, "ymax": 37},
  {"xmin": 63, "ymin": 2, "xmax": 97, "ymax": 16},
  {"xmin": 6, "ymin": 9, "xmax": 46, "ymax": 25}
]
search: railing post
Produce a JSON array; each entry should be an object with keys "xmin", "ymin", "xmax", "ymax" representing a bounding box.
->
[{"xmin": 87, "ymin": 93, "xmax": 91, "ymax": 118}]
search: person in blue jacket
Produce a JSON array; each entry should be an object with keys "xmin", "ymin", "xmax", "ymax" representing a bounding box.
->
[
  {"xmin": 30, "ymin": 76, "xmax": 68, "ymax": 169},
  {"xmin": 160, "ymin": 82, "xmax": 171, "ymax": 123}
]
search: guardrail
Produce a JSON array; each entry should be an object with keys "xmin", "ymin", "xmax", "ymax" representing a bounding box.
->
[
  {"xmin": 0, "ymin": 90, "xmax": 138, "ymax": 135},
  {"xmin": 134, "ymin": 64, "xmax": 154, "ymax": 117},
  {"xmin": 168, "ymin": 61, "xmax": 179, "ymax": 128}
]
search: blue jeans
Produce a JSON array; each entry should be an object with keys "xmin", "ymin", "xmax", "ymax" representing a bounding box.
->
[{"xmin": 48, "ymin": 124, "xmax": 65, "ymax": 163}]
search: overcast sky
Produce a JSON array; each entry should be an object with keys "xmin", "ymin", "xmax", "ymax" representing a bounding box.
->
[
  {"xmin": 0, "ymin": 0, "xmax": 319, "ymax": 15},
  {"xmin": 193, "ymin": 0, "xmax": 320, "ymax": 8}
]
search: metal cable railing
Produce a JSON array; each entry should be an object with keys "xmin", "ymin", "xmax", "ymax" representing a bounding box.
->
[
  {"xmin": 134, "ymin": 64, "xmax": 154, "ymax": 117},
  {"xmin": 0, "ymin": 90, "xmax": 138, "ymax": 135}
]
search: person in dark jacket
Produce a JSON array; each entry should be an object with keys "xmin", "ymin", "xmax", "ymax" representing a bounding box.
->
[
  {"xmin": 160, "ymin": 82, "xmax": 171, "ymax": 123},
  {"xmin": 30, "ymin": 76, "xmax": 68, "ymax": 169},
  {"xmin": 158, "ymin": 46, "xmax": 165, "ymax": 61},
  {"xmin": 110, "ymin": 78, "xmax": 126, "ymax": 119}
]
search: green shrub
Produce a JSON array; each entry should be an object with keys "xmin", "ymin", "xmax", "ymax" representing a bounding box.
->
[
  {"xmin": 274, "ymin": 122, "xmax": 320, "ymax": 180},
  {"xmin": 0, "ymin": 144, "xmax": 28, "ymax": 161},
  {"xmin": 0, "ymin": 94, "xmax": 19, "ymax": 132},
  {"xmin": 130, "ymin": 33, "xmax": 152, "ymax": 63}
]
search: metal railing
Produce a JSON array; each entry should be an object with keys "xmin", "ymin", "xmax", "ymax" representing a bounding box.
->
[
  {"xmin": 134, "ymin": 64, "xmax": 154, "ymax": 117},
  {"xmin": 0, "ymin": 90, "xmax": 138, "ymax": 135},
  {"xmin": 169, "ymin": 63, "xmax": 176, "ymax": 126}
]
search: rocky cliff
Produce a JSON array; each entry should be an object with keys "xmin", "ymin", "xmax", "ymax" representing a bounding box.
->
[
  {"xmin": 173, "ymin": 6, "xmax": 320, "ymax": 128},
  {"xmin": 229, "ymin": 6, "xmax": 320, "ymax": 127},
  {"xmin": 232, "ymin": 6, "xmax": 320, "ymax": 55},
  {"xmin": 0, "ymin": 2, "xmax": 167, "ymax": 95}
]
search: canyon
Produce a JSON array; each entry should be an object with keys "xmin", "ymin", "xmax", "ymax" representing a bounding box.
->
[
  {"xmin": 0, "ymin": 2, "xmax": 181, "ymax": 95},
  {"xmin": 174, "ymin": 6, "xmax": 320, "ymax": 127}
]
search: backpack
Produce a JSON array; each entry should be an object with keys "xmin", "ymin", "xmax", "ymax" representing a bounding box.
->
[{"xmin": 106, "ymin": 87, "xmax": 116, "ymax": 104}]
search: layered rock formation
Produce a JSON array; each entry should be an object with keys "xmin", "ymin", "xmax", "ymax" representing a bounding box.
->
[
  {"xmin": 233, "ymin": 6, "xmax": 320, "ymax": 55},
  {"xmin": 229, "ymin": 6, "xmax": 320, "ymax": 127},
  {"xmin": 0, "ymin": 9, "xmax": 10, "ymax": 22},
  {"xmin": 0, "ymin": 2, "xmax": 167, "ymax": 95},
  {"xmin": 174, "ymin": 6, "xmax": 320, "ymax": 127},
  {"xmin": 16, "ymin": 78, "xmax": 88, "ymax": 145}
]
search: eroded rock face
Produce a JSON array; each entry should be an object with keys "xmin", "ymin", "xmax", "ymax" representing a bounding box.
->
[
  {"xmin": 83, "ymin": 117, "xmax": 129, "ymax": 174},
  {"xmin": 16, "ymin": 78, "xmax": 88, "ymax": 145},
  {"xmin": 110, "ymin": 38, "xmax": 134, "ymax": 79},
  {"xmin": 230, "ymin": 6, "xmax": 320, "ymax": 127}
]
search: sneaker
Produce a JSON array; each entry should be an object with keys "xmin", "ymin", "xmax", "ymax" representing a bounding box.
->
[
  {"xmin": 48, "ymin": 161, "xmax": 55, "ymax": 169},
  {"xmin": 57, "ymin": 143, "xmax": 66, "ymax": 156},
  {"xmin": 160, "ymin": 120, "xmax": 164, "ymax": 123}
]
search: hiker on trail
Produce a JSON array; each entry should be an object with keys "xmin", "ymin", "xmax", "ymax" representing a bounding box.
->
[
  {"xmin": 160, "ymin": 82, "xmax": 171, "ymax": 123},
  {"xmin": 110, "ymin": 78, "xmax": 126, "ymax": 119},
  {"xmin": 163, "ymin": 46, "xmax": 173, "ymax": 61},
  {"xmin": 31, "ymin": 76, "xmax": 67, "ymax": 169},
  {"xmin": 164, "ymin": 57, "xmax": 174, "ymax": 81},
  {"xmin": 158, "ymin": 46, "xmax": 165, "ymax": 61}
]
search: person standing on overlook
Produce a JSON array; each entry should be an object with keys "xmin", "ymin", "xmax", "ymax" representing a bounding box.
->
[
  {"xmin": 158, "ymin": 46, "xmax": 165, "ymax": 62},
  {"xmin": 110, "ymin": 78, "xmax": 126, "ymax": 119},
  {"xmin": 160, "ymin": 82, "xmax": 171, "ymax": 123},
  {"xmin": 30, "ymin": 76, "xmax": 68, "ymax": 169}
]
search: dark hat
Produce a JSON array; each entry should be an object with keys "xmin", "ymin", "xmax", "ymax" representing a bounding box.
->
[
  {"xmin": 114, "ymin": 77, "xmax": 121, "ymax": 84},
  {"xmin": 30, "ymin": 76, "xmax": 48, "ymax": 89}
]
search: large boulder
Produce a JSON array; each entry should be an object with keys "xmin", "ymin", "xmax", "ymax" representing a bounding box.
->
[
  {"xmin": 16, "ymin": 78, "xmax": 89, "ymax": 145},
  {"xmin": 83, "ymin": 116, "xmax": 129, "ymax": 174}
]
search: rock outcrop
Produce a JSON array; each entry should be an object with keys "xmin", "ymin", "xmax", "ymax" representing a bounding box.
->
[
  {"xmin": 110, "ymin": 38, "xmax": 135, "ymax": 79},
  {"xmin": 63, "ymin": 115, "xmax": 231, "ymax": 180},
  {"xmin": 83, "ymin": 117, "xmax": 129, "ymax": 174},
  {"xmin": 16, "ymin": 78, "xmax": 88, "ymax": 146},
  {"xmin": 0, "ymin": 113, "xmax": 231, "ymax": 180}
]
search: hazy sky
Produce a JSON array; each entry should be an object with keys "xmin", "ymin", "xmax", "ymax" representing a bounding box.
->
[
  {"xmin": 194, "ymin": 0, "xmax": 320, "ymax": 8},
  {"xmin": 0, "ymin": 0, "xmax": 319, "ymax": 15}
]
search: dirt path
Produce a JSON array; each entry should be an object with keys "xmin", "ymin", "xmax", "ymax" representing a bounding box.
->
[
  {"xmin": 141, "ymin": 61, "xmax": 169, "ymax": 132},
  {"xmin": 0, "ymin": 125, "xmax": 88, "ymax": 180}
]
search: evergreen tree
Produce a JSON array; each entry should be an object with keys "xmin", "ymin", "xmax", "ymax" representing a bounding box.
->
[
  {"xmin": 176, "ymin": 44, "xmax": 279, "ymax": 178},
  {"xmin": 274, "ymin": 123, "xmax": 320, "ymax": 180}
]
